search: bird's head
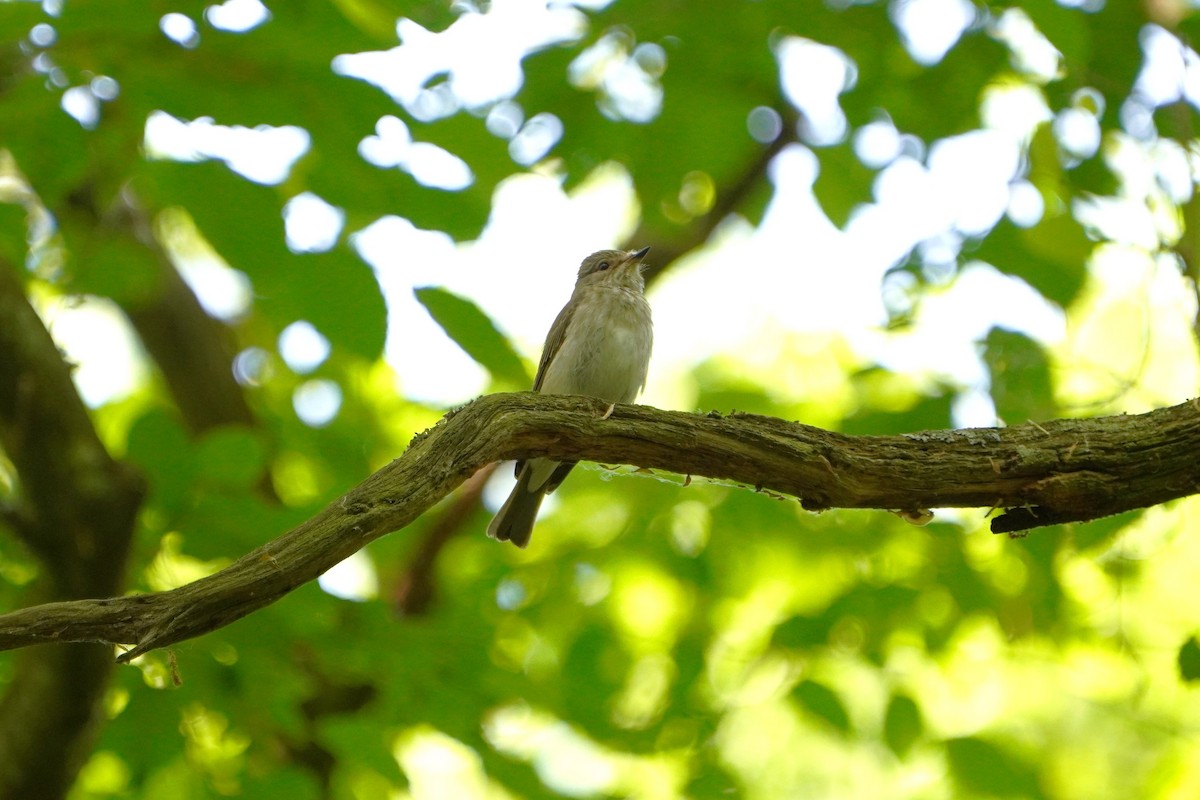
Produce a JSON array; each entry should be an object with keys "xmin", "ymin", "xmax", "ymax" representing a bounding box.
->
[{"xmin": 575, "ymin": 246, "xmax": 651, "ymax": 291}]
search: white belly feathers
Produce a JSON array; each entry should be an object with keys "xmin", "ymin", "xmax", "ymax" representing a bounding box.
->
[{"xmin": 538, "ymin": 286, "xmax": 653, "ymax": 404}]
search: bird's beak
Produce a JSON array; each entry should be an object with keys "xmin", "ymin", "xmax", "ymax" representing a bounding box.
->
[{"xmin": 623, "ymin": 246, "xmax": 651, "ymax": 274}]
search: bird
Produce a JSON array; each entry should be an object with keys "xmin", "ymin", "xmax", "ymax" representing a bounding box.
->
[{"xmin": 487, "ymin": 247, "xmax": 654, "ymax": 548}]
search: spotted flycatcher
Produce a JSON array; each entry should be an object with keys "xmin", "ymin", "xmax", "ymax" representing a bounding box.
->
[{"xmin": 487, "ymin": 247, "xmax": 654, "ymax": 548}]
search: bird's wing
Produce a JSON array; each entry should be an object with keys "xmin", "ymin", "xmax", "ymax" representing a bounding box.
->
[
  {"xmin": 514, "ymin": 295, "xmax": 578, "ymax": 479},
  {"xmin": 532, "ymin": 296, "xmax": 577, "ymax": 393}
]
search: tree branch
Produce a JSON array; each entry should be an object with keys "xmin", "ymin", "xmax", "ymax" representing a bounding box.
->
[
  {"xmin": 0, "ymin": 258, "xmax": 144, "ymax": 799},
  {"xmin": 110, "ymin": 191, "xmax": 263, "ymax": 437},
  {"xmin": 636, "ymin": 104, "xmax": 797, "ymax": 287},
  {"xmin": 391, "ymin": 464, "xmax": 494, "ymax": 616},
  {"xmin": 0, "ymin": 263, "xmax": 143, "ymax": 590},
  {"xmin": 0, "ymin": 393, "xmax": 1196, "ymax": 661}
]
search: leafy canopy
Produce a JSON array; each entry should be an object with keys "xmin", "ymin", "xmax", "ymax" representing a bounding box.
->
[{"xmin": 1, "ymin": 0, "xmax": 1200, "ymax": 798}]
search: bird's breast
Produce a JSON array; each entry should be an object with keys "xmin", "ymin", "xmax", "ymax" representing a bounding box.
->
[{"xmin": 539, "ymin": 288, "xmax": 652, "ymax": 403}]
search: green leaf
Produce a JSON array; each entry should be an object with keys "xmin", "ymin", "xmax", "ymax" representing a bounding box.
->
[
  {"xmin": 414, "ymin": 286, "xmax": 532, "ymax": 387},
  {"xmin": 0, "ymin": 203, "xmax": 26, "ymax": 268},
  {"xmin": 971, "ymin": 122, "xmax": 1090, "ymax": 308},
  {"xmin": 945, "ymin": 736, "xmax": 1042, "ymax": 798},
  {"xmin": 140, "ymin": 161, "xmax": 386, "ymax": 358},
  {"xmin": 560, "ymin": 625, "xmax": 628, "ymax": 739},
  {"xmin": 983, "ymin": 328, "xmax": 1056, "ymax": 424},
  {"xmin": 194, "ymin": 425, "xmax": 267, "ymax": 489},
  {"xmin": 1179, "ymin": 636, "xmax": 1200, "ymax": 683},
  {"xmin": 184, "ymin": 493, "xmax": 292, "ymax": 558},
  {"xmin": 321, "ymin": 715, "xmax": 405, "ymax": 783},
  {"xmin": 125, "ymin": 409, "xmax": 195, "ymax": 514},
  {"xmin": 242, "ymin": 768, "xmax": 320, "ymax": 800},
  {"xmin": 895, "ymin": 32, "xmax": 1010, "ymax": 140},
  {"xmin": 138, "ymin": 160, "xmax": 290, "ymax": 283},
  {"xmin": 812, "ymin": 144, "xmax": 876, "ymax": 229},
  {"xmin": 973, "ymin": 214, "xmax": 1089, "ymax": 308},
  {"xmin": 59, "ymin": 218, "xmax": 165, "ymax": 305},
  {"xmin": 842, "ymin": 388, "xmax": 953, "ymax": 436},
  {"xmin": 276, "ymin": 249, "xmax": 387, "ymax": 360},
  {"xmin": 522, "ymin": 0, "xmax": 781, "ymax": 234},
  {"xmin": 1020, "ymin": 0, "xmax": 1090, "ymax": 68},
  {"xmin": 792, "ymin": 680, "xmax": 851, "ymax": 735},
  {"xmin": 1079, "ymin": 2, "xmax": 1145, "ymax": 131},
  {"xmin": 0, "ymin": 1, "xmax": 47, "ymax": 45},
  {"xmin": 883, "ymin": 692, "xmax": 922, "ymax": 757},
  {"xmin": 0, "ymin": 76, "xmax": 94, "ymax": 209},
  {"xmin": 772, "ymin": 614, "xmax": 832, "ymax": 650},
  {"xmin": 94, "ymin": 670, "xmax": 194, "ymax": 783},
  {"xmin": 1071, "ymin": 509, "xmax": 1144, "ymax": 552}
]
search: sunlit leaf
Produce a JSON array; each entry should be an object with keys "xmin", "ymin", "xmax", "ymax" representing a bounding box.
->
[
  {"xmin": 279, "ymin": 249, "xmax": 388, "ymax": 360},
  {"xmin": 414, "ymin": 286, "xmax": 532, "ymax": 387},
  {"xmin": 984, "ymin": 328, "xmax": 1056, "ymax": 424},
  {"xmin": 843, "ymin": 390, "xmax": 953, "ymax": 436},
  {"xmin": 1021, "ymin": 0, "xmax": 1090, "ymax": 68},
  {"xmin": 812, "ymin": 144, "xmax": 876, "ymax": 229},
  {"xmin": 974, "ymin": 214, "xmax": 1090, "ymax": 308},
  {"xmin": 194, "ymin": 425, "xmax": 267, "ymax": 489},
  {"xmin": 1071, "ymin": 510, "xmax": 1144, "ymax": 552},
  {"xmin": 946, "ymin": 736, "xmax": 1042, "ymax": 798},
  {"xmin": 793, "ymin": 680, "xmax": 851, "ymax": 735},
  {"xmin": 1179, "ymin": 636, "xmax": 1200, "ymax": 683},
  {"xmin": 125, "ymin": 409, "xmax": 196, "ymax": 515},
  {"xmin": 883, "ymin": 692, "xmax": 922, "ymax": 757}
]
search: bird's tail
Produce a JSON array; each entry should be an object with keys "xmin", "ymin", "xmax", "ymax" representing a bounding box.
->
[{"xmin": 487, "ymin": 464, "xmax": 545, "ymax": 548}]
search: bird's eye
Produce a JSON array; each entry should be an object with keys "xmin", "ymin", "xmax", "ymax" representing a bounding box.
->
[{"xmin": 597, "ymin": 261, "xmax": 610, "ymax": 271}]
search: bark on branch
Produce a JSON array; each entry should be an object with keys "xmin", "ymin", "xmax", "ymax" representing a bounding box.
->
[
  {"xmin": 0, "ymin": 392, "xmax": 1197, "ymax": 661},
  {"xmin": 0, "ymin": 259, "xmax": 144, "ymax": 799}
]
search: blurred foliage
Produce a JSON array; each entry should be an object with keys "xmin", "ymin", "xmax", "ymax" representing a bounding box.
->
[
  {"xmin": 414, "ymin": 286, "xmax": 532, "ymax": 388},
  {"xmin": 1, "ymin": 0, "xmax": 1200, "ymax": 799}
]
